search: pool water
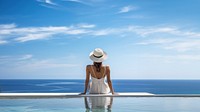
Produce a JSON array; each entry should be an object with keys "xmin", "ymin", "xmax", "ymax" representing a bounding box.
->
[{"xmin": 1, "ymin": 97, "xmax": 200, "ymax": 112}]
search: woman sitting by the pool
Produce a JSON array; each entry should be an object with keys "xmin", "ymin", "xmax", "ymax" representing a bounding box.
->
[{"xmin": 81, "ymin": 48, "xmax": 115, "ymax": 94}]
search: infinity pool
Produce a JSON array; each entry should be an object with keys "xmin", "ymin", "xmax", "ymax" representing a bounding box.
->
[{"xmin": 1, "ymin": 97, "xmax": 200, "ymax": 112}]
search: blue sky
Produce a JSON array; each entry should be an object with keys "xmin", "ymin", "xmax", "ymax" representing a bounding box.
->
[{"xmin": 1, "ymin": 0, "xmax": 200, "ymax": 79}]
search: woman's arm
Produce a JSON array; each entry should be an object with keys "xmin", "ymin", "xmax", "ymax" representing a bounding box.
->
[
  {"xmin": 83, "ymin": 65, "xmax": 90, "ymax": 94},
  {"xmin": 106, "ymin": 66, "xmax": 115, "ymax": 94}
]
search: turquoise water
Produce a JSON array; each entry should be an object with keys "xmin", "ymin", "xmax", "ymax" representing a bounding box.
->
[{"xmin": 1, "ymin": 97, "xmax": 200, "ymax": 112}]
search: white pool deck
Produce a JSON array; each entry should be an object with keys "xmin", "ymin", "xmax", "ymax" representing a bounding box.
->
[
  {"xmin": 0, "ymin": 92, "xmax": 200, "ymax": 98},
  {"xmin": 0, "ymin": 92, "xmax": 153, "ymax": 98}
]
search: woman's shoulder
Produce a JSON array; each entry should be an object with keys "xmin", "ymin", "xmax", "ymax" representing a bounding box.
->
[
  {"xmin": 103, "ymin": 65, "xmax": 110, "ymax": 67},
  {"xmin": 86, "ymin": 65, "xmax": 93, "ymax": 68},
  {"xmin": 86, "ymin": 65, "xmax": 92, "ymax": 71},
  {"xmin": 103, "ymin": 65, "xmax": 110, "ymax": 69}
]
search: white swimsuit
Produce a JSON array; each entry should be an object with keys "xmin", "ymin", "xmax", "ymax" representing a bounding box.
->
[{"xmin": 89, "ymin": 66, "xmax": 110, "ymax": 94}]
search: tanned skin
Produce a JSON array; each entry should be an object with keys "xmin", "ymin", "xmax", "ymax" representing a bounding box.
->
[{"xmin": 82, "ymin": 64, "xmax": 115, "ymax": 94}]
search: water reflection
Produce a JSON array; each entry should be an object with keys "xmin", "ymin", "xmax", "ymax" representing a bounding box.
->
[{"xmin": 84, "ymin": 97, "xmax": 113, "ymax": 112}]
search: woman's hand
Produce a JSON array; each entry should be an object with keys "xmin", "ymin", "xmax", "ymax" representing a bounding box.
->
[
  {"xmin": 79, "ymin": 92, "xmax": 86, "ymax": 95},
  {"xmin": 112, "ymin": 92, "xmax": 119, "ymax": 95}
]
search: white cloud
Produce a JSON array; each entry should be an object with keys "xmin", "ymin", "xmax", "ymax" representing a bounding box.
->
[
  {"xmin": 0, "ymin": 40, "xmax": 8, "ymax": 44},
  {"xmin": 91, "ymin": 29, "xmax": 117, "ymax": 36},
  {"xmin": 92, "ymin": 30, "xmax": 109, "ymax": 36},
  {"xmin": 118, "ymin": 5, "xmax": 138, "ymax": 13},
  {"xmin": 18, "ymin": 55, "xmax": 33, "ymax": 60},
  {"xmin": 36, "ymin": 0, "xmax": 57, "ymax": 5},
  {"xmin": 62, "ymin": 0, "xmax": 91, "ymax": 6},
  {"xmin": 0, "ymin": 23, "xmax": 94, "ymax": 42},
  {"xmin": 63, "ymin": 0, "xmax": 82, "ymax": 2},
  {"xmin": 137, "ymin": 38, "xmax": 200, "ymax": 52},
  {"xmin": 0, "ymin": 54, "xmax": 79, "ymax": 72},
  {"xmin": 65, "ymin": 29, "xmax": 89, "ymax": 35},
  {"xmin": 125, "ymin": 25, "xmax": 200, "ymax": 52},
  {"xmin": 132, "ymin": 25, "xmax": 200, "ymax": 52},
  {"xmin": 84, "ymin": 25, "xmax": 180, "ymax": 37},
  {"xmin": 136, "ymin": 38, "xmax": 177, "ymax": 45},
  {"xmin": 37, "ymin": 0, "xmax": 98, "ymax": 9},
  {"xmin": 126, "ymin": 26, "xmax": 178, "ymax": 37},
  {"xmin": 0, "ymin": 54, "xmax": 33, "ymax": 65},
  {"xmin": 45, "ymin": 0, "xmax": 57, "ymax": 5},
  {"xmin": 0, "ymin": 54, "xmax": 82, "ymax": 78},
  {"xmin": 122, "ymin": 15, "xmax": 146, "ymax": 19},
  {"xmin": 0, "ymin": 23, "xmax": 17, "ymax": 35},
  {"xmin": 15, "ymin": 60, "xmax": 79, "ymax": 71},
  {"xmin": 0, "ymin": 23, "xmax": 16, "ymax": 29},
  {"xmin": 76, "ymin": 23, "xmax": 96, "ymax": 28},
  {"xmin": 0, "ymin": 25, "xmax": 68, "ymax": 35},
  {"xmin": 36, "ymin": 0, "xmax": 59, "ymax": 9},
  {"xmin": 15, "ymin": 33, "xmax": 54, "ymax": 42},
  {"xmin": 164, "ymin": 40, "xmax": 200, "ymax": 52},
  {"xmin": 62, "ymin": 0, "xmax": 105, "ymax": 6},
  {"xmin": 141, "ymin": 54, "xmax": 200, "ymax": 62},
  {"xmin": 2, "ymin": 23, "xmax": 200, "ymax": 52}
]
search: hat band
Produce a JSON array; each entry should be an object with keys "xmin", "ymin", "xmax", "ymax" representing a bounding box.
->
[{"xmin": 93, "ymin": 54, "xmax": 103, "ymax": 58}]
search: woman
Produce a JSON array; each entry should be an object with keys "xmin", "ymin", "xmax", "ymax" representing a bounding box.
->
[
  {"xmin": 82, "ymin": 48, "xmax": 115, "ymax": 94},
  {"xmin": 84, "ymin": 96, "xmax": 113, "ymax": 112}
]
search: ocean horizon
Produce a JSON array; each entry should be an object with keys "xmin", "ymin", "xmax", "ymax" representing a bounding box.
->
[{"xmin": 1, "ymin": 79, "xmax": 200, "ymax": 94}]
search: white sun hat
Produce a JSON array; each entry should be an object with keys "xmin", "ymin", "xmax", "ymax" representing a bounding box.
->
[{"xmin": 89, "ymin": 48, "xmax": 108, "ymax": 62}]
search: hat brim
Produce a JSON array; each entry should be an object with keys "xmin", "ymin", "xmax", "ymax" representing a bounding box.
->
[{"xmin": 89, "ymin": 51, "xmax": 107, "ymax": 62}]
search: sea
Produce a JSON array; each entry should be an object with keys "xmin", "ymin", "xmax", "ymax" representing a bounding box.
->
[
  {"xmin": 1, "ymin": 79, "xmax": 200, "ymax": 112},
  {"xmin": 1, "ymin": 79, "xmax": 200, "ymax": 94}
]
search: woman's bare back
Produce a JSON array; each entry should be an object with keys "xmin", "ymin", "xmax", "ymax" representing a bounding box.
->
[{"xmin": 88, "ymin": 65, "xmax": 107, "ymax": 79}]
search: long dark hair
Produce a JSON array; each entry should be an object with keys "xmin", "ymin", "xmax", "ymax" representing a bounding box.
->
[{"xmin": 93, "ymin": 62, "xmax": 102, "ymax": 72}]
